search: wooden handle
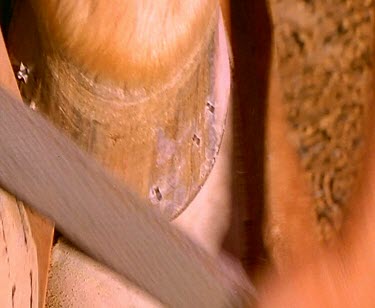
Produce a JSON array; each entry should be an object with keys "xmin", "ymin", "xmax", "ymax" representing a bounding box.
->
[{"xmin": 0, "ymin": 21, "xmax": 54, "ymax": 307}]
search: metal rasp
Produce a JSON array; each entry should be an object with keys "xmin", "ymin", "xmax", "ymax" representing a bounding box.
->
[{"xmin": 0, "ymin": 87, "xmax": 244, "ymax": 307}]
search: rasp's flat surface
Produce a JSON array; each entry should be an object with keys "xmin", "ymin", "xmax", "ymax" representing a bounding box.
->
[{"xmin": 0, "ymin": 87, "xmax": 238, "ymax": 307}]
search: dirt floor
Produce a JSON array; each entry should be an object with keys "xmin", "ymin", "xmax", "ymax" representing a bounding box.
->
[{"xmin": 270, "ymin": 0, "xmax": 374, "ymax": 240}]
